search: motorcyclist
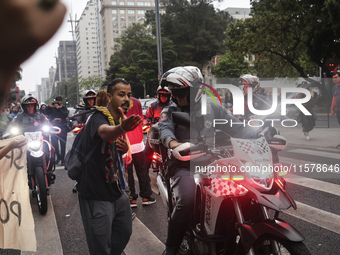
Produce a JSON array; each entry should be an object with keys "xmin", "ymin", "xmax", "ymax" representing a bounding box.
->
[
  {"xmin": 144, "ymin": 86, "xmax": 172, "ymax": 170},
  {"xmin": 238, "ymin": 74, "xmax": 272, "ymax": 121},
  {"xmin": 7, "ymin": 94, "xmax": 50, "ymax": 132},
  {"xmin": 158, "ymin": 66, "xmax": 258, "ymax": 255},
  {"xmin": 72, "ymin": 89, "xmax": 97, "ymax": 127}
]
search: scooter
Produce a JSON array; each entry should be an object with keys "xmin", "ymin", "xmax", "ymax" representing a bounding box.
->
[
  {"xmin": 5, "ymin": 124, "xmax": 60, "ymax": 215},
  {"xmin": 147, "ymin": 112, "xmax": 311, "ymax": 255}
]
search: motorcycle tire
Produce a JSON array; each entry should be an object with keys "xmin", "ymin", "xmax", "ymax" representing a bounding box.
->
[
  {"xmin": 253, "ymin": 236, "xmax": 311, "ymax": 255},
  {"xmin": 35, "ymin": 166, "xmax": 48, "ymax": 215}
]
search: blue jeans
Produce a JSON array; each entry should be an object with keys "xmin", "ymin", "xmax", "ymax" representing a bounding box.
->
[{"xmin": 78, "ymin": 192, "xmax": 132, "ymax": 255}]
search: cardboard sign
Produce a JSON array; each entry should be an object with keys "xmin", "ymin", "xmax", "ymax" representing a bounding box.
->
[{"xmin": 0, "ymin": 136, "xmax": 36, "ymax": 251}]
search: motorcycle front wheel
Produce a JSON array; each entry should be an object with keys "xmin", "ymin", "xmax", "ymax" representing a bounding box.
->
[
  {"xmin": 34, "ymin": 166, "xmax": 48, "ymax": 215},
  {"xmin": 253, "ymin": 236, "xmax": 311, "ymax": 255}
]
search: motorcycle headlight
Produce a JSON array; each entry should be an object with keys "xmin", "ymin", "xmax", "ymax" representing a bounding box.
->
[
  {"xmin": 11, "ymin": 127, "xmax": 20, "ymax": 135},
  {"xmin": 28, "ymin": 141, "xmax": 41, "ymax": 151},
  {"xmin": 42, "ymin": 125, "xmax": 50, "ymax": 133},
  {"xmin": 243, "ymin": 162, "xmax": 274, "ymax": 190}
]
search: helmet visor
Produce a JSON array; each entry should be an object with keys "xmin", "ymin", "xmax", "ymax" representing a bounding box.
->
[{"xmin": 170, "ymin": 87, "xmax": 189, "ymax": 99}]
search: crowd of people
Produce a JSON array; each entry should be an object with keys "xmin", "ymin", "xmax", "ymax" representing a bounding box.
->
[{"xmin": 2, "ymin": 1, "xmax": 340, "ymax": 254}]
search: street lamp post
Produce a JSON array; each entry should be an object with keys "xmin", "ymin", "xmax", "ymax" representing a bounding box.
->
[{"xmin": 155, "ymin": 0, "xmax": 163, "ymax": 78}]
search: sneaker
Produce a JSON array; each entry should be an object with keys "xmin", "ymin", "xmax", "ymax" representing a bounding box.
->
[
  {"xmin": 306, "ymin": 135, "xmax": 311, "ymax": 141},
  {"xmin": 130, "ymin": 200, "xmax": 137, "ymax": 208},
  {"xmin": 132, "ymin": 212, "xmax": 136, "ymax": 220},
  {"xmin": 142, "ymin": 196, "xmax": 156, "ymax": 205}
]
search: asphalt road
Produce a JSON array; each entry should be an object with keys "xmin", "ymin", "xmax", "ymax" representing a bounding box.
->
[{"xmin": 2, "ymin": 131, "xmax": 340, "ymax": 255}]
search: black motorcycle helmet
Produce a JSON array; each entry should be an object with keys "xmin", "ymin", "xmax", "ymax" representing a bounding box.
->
[{"xmin": 21, "ymin": 94, "xmax": 38, "ymax": 115}]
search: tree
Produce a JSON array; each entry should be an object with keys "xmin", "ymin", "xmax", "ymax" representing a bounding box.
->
[
  {"xmin": 50, "ymin": 78, "xmax": 78, "ymax": 106},
  {"xmin": 158, "ymin": 0, "xmax": 233, "ymax": 68},
  {"xmin": 225, "ymin": 0, "xmax": 340, "ymax": 99},
  {"xmin": 79, "ymin": 76, "xmax": 105, "ymax": 91},
  {"xmin": 105, "ymin": 23, "xmax": 177, "ymax": 98},
  {"xmin": 214, "ymin": 51, "xmax": 249, "ymax": 78}
]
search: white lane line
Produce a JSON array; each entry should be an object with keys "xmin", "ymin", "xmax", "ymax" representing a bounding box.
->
[
  {"xmin": 124, "ymin": 217, "xmax": 164, "ymax": 255},
  {"xmin": 288, "ymin": 148, "xmax": 339, "ymax": 160},
  {"xmin": 285, "ymin": 174, "xmax": 340, "ymax": 197},
  {"xmin": 285, "ymin": 201, "xmax": 340, "ymax": 235}
]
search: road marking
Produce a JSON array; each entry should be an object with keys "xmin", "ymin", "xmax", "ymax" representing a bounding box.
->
[
  {"xmin": 285, "ymin": 201, "xmax": 340, "ymax": 235},
  {"xmin": 22, "ymin": 195, "xmax": 63, "ymax": 255},
  {"xmin": 124, "ymin": 217, "xmax": 164, "ymax": 255},
  {"xmin": 288, "ymin": 148, "xmax": 339, "ymax": 160},
  {"xmin": 285, "ymin": 174, "xmax": 340, "ymax": 197}
]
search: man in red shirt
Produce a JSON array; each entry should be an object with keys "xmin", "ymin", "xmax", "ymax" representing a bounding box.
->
[{"xmin": 126, "ymin": 97, "xmax": 156, "ymax": 207}]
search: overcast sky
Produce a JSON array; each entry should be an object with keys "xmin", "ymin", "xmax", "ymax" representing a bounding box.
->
[{"xmin": 18, "ymin": 0, "xmax": 250, "ymax": 95}]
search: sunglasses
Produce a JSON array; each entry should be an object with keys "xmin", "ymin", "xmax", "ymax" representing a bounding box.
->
[{"xmin": 170, "ymin": 88, "xmax": 189, "ymax": 98}]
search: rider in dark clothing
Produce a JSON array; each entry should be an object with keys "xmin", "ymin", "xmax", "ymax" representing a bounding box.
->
[
  {"xmin": 72, "ymin": 89, "xmax": 97, "ymax": 128},
  {"xmin": 144, "ymin": 86, "xmax": 172, "ymax": 171},
  {"xmin": 46, "ymin": 96, "xmax": 69, "ymax": 165},
  {"xmin": 158, "ymin": 66, "xmax": 258, "ymax": 255},
  {"xmin": 8, "ymin": 94, "xmax": 50, "ymax": 132}
]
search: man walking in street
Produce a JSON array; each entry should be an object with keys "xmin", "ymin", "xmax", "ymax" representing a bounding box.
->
[
  {"xmin": 331, "ymin": 67, "xmax": 340, "ymax": 148},
  {"xmin": 76, "ymin": 78, "xmax": 142, "ymax": 255}
]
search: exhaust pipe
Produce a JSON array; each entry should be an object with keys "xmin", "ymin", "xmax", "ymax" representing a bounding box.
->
[{"xmin": 157, "ymin": 175, "xmax": 168, "ymax": 206}]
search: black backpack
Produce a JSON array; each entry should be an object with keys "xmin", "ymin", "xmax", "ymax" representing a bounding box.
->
[{"xmin": 64, "ymin": 117, "xmax": 98, "ymax": 181}]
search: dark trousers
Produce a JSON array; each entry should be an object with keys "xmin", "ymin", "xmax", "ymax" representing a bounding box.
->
[
  {"xmin": 336, "ymin": 111, "xmax": 340, "ymax": 126},
  {"xmin": 51, "ymin": 129, "xmax": 67, "ymax": 162},
  {"xmin": 78, "ymin": 193, "xmax": 132, "ymax": 255},
  {"xmin": 127, "ymin": 151, "xmax": 152, "ymax": 199},
  {"xmin": 144, "ymin": 139, "xmax": 153, "ymax": 171},
  {"xmin": 165, "ymin": 169, "xmax": 196, "ymax": 255}
]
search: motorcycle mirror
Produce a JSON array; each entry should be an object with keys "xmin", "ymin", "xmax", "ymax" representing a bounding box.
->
[
  {"xmin": 50, "ymin": 126, "xmax": 61, "ymax": 135},
  {"xmin": 52, "ymin": 118, "xmax": 62, "ymax": 123},
  {"xmin": 267, "ymin": 135, "xmax": 287, "ymax": 151},
  {"xmin": 172, "ymin": 112, "xmax": 190, "ymax": 126}
]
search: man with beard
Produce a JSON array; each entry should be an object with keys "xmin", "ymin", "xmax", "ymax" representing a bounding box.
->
[
  {"xmin": 76, "ymin": 78, "xmax": 142, "ymax": 255},
  {"xmin": 9, "ymin": 105, "xmax": 19, "ymax": 119}
]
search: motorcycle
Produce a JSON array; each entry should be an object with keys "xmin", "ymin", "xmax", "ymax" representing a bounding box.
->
[
  {"xmin": 147, "ymin": 112, "xmax": 311, "ymax": 255},
  {"xmin": 4, "ymin": 124, "xmax": 60, "ymax": 215}
]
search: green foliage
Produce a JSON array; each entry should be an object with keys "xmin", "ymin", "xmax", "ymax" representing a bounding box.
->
[
  {"xmin": 226, "ymin": 0, "xmax": 340, "ymax": 98},
  {"xmin": 79, "ymin": 76, "xmax": 105, "ymax": 91},
  {"xmin": 214, "ymin": 52, "xmax": 249, "ymax": 78},
  {"xmin": 49, "ymin": 77, "xmax": 79, "ymax": 106},
  {"xmin": 105, "ymin": 23, "xmax": 177, "ymax": 98},
  {"xmin": 160, "ymin": 0, "xmax": 233, "ymax": 68}
]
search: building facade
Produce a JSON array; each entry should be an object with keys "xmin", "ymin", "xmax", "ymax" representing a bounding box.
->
[
  {"xmin": 76, "ymin": 0, "xmax": 102, "ymax": 80},
  {"xmin": 100, "ymin": 0, "xmax": 158, "ymax": 69},
  {"xmin": 57, "ymin": 41, "xmax": 77, "ymax": 82}
]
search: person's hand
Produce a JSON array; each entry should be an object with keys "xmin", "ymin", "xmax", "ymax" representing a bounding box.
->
[
  {"xmin": 9, "ymin": 137, "xmax": 27, "ymax": 150},
  {"xmin": 0, "ymin": 0, "xmax": 66, "ymax": 105},
  {"xmin": 116, "ymin": 137, "xmax": 129, "ymax": 154},
  {"xmin": 0, "ymin": 0, "xmax": 66, "ymax": 71},
  {"xmin": 169, "ymin": 140, "xmax": 182, "ymax": 149},
  {"xmin": 118, "ymin": 107, "xmax": 142, "ymax": 132},
  {"xmin": 331, "ymin": 109, "xmax": 335, "ymax": 116}
]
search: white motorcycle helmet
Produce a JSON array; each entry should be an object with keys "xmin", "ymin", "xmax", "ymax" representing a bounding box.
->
[{"xmin": 160, "ymin": 66, "xmax": 204, "ymax": 104}]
